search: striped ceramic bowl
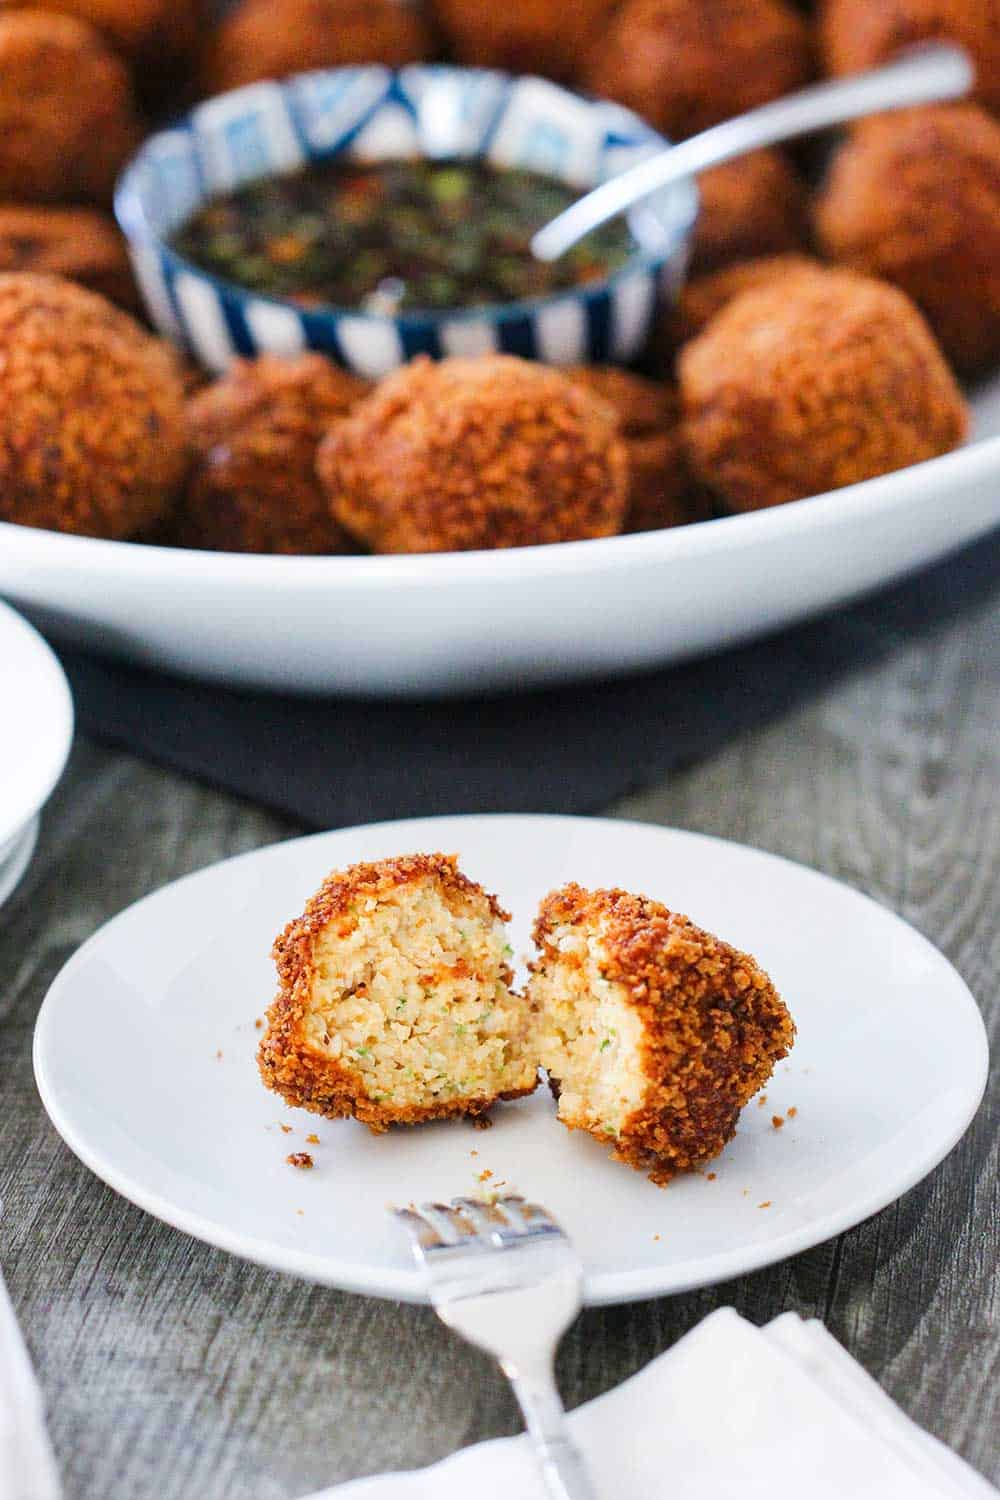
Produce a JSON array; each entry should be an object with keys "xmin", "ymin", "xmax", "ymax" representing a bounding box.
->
[{"xmin": 115, "ymin": 65, "xmax": 698, "ymax": 377}]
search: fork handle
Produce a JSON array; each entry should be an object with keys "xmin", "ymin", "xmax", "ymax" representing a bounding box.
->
[{"xmin": 506, "ymin": 1362, "xmax": 599, "ymax": 1500}]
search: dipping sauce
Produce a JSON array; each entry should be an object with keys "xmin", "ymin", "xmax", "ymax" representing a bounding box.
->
[{"xmin": 171, "ymin": 158, "xmax": 635, "ymax": 313}]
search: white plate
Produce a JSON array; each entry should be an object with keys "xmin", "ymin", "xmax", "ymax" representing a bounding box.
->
[
  {"xmin": 2, "ymin": 381, "xmax": 1000, "ymax": 698},
  {"xmin": 0, "ymin": 599, "xmax": 73, "ymax": 850},
  {"xmin": 33, "ymin": 814, "xmax": 988, "ymax": 1305},
  {"xmin": 0, "ymin": 815, "xmax": 39, "ymax": 910}
]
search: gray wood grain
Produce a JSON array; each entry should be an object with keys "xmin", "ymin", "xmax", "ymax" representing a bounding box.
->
[{"xmin": 1, "ymin": 581, "xmax": 998, "ymax": 1499}]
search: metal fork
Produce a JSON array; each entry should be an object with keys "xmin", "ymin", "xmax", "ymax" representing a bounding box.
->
[{"xmin": 394, "ymin": 1195, "xmax": 597, "ymax": 1500}]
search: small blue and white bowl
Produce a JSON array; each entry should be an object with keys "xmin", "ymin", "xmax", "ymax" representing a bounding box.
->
[{"xmin": 115, "ymin": 65, "xmax": 698, "ymax": 377}]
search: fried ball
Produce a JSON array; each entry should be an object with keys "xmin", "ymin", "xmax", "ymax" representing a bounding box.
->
[
  {"xmin": 0, "ymin": 11, "xmax": 142, "ymax": 204},
  {"xmin": 583, "ymin": 0, "xmax": 812, "ymax": 142},
  {"xmin": 672, "ymin": 252, "xmax": 826, "ymax": 344},
  {"xmin": 0, "ymin": 205, "xmax": 137, "ymax": 310},
  {"xmin": 0, "ymin": 274, "xmax": 187, "ymax": 540},
  {"xmin": 317, "ymin": 355, "xmax": 629, "ymax": 553},
  {"xmin": 432, "ymin": 0, "xmax": 613, "ymax": 82},
  {"xmin": 259, "ymin": 853, "xmax": 538, "ymax": 1129},
  {"xmin": 814, "ymin": 105, "xmax": 1000, "ymax": 375},
  {"xmin": 0, "ymin": 0, "xmax": 201, "ymax": 67},
  {"xmin": 565, "ymin": 366, "xmax": 708, "ymax": 532},
  {"xmin": 691, "ymin": 149, "xmax": 809, "ymax": 273},
  {"xmin": 820, "ymin": 0, "xmax": 1000, "ymax": 115},
  {"xmin": 177, "ymin": 354, "xmax": 368, "ymax": 554},
  {"xmin": 528, "ymin": 884, "xmax": 794, "ymax": 1184},
  {"xmin": 679, "ymin": 268, "xmax": 968, "ymax": 512},
  {"xmin": 202, "ymin": 0, "xmax": 433, "ymax": 95}
]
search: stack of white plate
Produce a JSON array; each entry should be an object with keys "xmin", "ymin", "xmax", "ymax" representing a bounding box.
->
[{"xmin": 0, "ymin": 600, "xmax": 73, "ymax": 908}]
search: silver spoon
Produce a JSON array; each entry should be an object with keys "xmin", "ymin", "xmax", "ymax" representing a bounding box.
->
[{"xmin": 531, "ymin": 43, "xmax": 973, "ymax": 262}]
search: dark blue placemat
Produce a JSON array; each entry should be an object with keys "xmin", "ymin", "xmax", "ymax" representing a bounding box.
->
[{"xmin": 57, "ymin": 528, "xmax": 1000, "ymax": 829}]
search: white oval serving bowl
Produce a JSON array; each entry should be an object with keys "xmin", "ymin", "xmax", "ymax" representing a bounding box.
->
[{"xmin": 1, "ymin": 417, "xmax": 999, "ymax": 697}]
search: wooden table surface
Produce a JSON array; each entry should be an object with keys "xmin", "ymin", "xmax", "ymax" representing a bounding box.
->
[{"xmin": 2, "ymin": 580, "xmax": 998, "ymax": 1500}]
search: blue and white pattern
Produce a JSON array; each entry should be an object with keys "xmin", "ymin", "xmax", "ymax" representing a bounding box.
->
[{"xmin": 116, "ymin": 66, "xmax": 698, "ymax": 376}]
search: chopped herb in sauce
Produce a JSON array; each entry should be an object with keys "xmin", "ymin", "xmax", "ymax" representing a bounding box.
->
[{"xmin": 171, "ymin": 158, "xmax": 635, "ymax": 313}]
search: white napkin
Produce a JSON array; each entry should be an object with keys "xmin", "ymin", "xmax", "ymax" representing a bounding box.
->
[
  {"xmin": 305, "ymin": 1308, "xmax": 997, "ymax": 1500},
  {"xmin": 0, "ymin": 1262, "xmax": 61, "ymax": 1500}
]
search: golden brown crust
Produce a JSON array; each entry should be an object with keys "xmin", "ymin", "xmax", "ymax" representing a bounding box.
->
[
  {"xmin": 432, "ymin": 0, "xmax": 613, "ymax": 82},
  {"xmin": 202, "ymin": 0, "xmax": 432, "ymax": 95},
  {"xmin": 0, "ymin": 273, "xmax": 188, "ymax": 539},
  {"xmin": 564, "ymin": 366, "xmax": 707, "ymax": 533},
  {"xmin": 820, "ymin": 0, "xmax": 1000, "ymax": 114},
  {"xmin": 0, "ymin": 11, "xmax": 142, "ymax": 205},
  {"xmin": 679, "ymin": 268, "xmax": 968, "ymax": 512},
  {"xmin": 175, "ymin": 355, "xmax": 369, "ymax": 553},
  {"xmin": 564, "ymin": 365, "xmax": 676, "ymax": 437},
  {"xmin": 814, "ymin": 104, "xmax": 1000, "ymax": 375},
  {"xmin": 0, "ymin": 0, "xmax": 202, "ymax": 64},
  {"xmin": 186, "ymin": 355, "xmax": 369, "ymax": 454},
  {"xmin": 691, "ymin": 149, "xmax": 809, "ymax": 273},
  {"xmin": 0, "ymin": 204, "xmax": 137, "ymax": 310},
  {"xmin": 622, "ymin": 431, "xmax": 714, "ymax": 533},
  {"xmin": 583, "ymin": 0, "xmax": 813, "ymax": 142},
  {"xmin": 672, "ymin": 253, "xmax": 826, "ymax": 345},
  {"xmin": 532, "ymin": 883, "xmax": 795, "ymax": 1183},
  {"xmin": 317, "ymin": 354, "xmax": 629, "ymax": 553},
  {"xmin": 258, "ymin": 853, "xmax": 527, "ymax": 1129}
]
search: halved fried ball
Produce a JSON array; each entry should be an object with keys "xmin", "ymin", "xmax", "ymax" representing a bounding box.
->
[
  {"xmin": 432, "ymin": 0, "xmax": 613, "ymax": 82},
  {"xmin": 0, "ymin": 204, "xmax": 137, "ymax": 310},
  {"xmin": 672, "ymin": 252, "xmax": 826, "ymax": 344},
  {"xmin": 317, "ymin": 354, "xmax": 629, "ymax": 553},
  {"xmin": 691, "ymin": 149, "xmax": 809, "ymax": 273},
  {"xmin": 177, "ymin": 354, "xmax": 369, "ymax": 554},
  {"xmin": 259, "ymin": 854, "xmax": 538, "ymax": 1129},
  {"xmin": 582, "ymin": 0, "xmax": 812, "ymax": 142},
  {"xmin": 679, "ymin": 268, "xmax": 968, "ymax": 512},
  {"xmin": 814, "ymin": 104, "xmax": 1000, "ymax": 375},
  {"xmin": 565, "ymin": 366, "xmax": 709, "ymax": 533},
  {"xmin": 202, "ymin": 0, "xmax": 432, "ymax": 95},
  {"xmin": 820, "ymin": 0, "xmax": 1000, "ymax": 114},
  {"xmin": 0, "ymin": 274, "xmax": 188, "ymax": 540},
  {"xmin": 528, "ymin": 884, "xmax": 794, "ymax": 1183},
  {"xmin": 0, "ymin": 11, "xmax": 142, "ymax": 204}
]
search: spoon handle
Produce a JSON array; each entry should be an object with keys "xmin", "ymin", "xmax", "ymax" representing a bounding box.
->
[{"xmin": 531, "ymin": 43, "xmax": 974, "ymax": 261}]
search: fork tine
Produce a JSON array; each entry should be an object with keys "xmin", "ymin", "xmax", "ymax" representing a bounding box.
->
[
  {"xmin": 393, "ymin": 1206, "xmax": 446, "ymax": 1253},
  {"xmin": 448, "ymin": 1196, "xmax": 511, "ymax": 1239},
  {"xmin": 515, "ymin": 1200, "xmax": 563, "ymax": 1233},
  {"xmin": 420, "ymin": 1201, "xmax": 479, "ymax": 1245}
]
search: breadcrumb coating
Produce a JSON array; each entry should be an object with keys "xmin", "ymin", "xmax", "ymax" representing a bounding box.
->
[
  {"xmin": 692, "ymin": 149, "xmax": 809, "ymax": 273},
  {"xmin": 820, "ymin": 0, "xmax": 1000, "ymax": 114},
  {"xmin": 566, "ymin": 365, "xmax": 676, "ymax": 437},
  {"xmin": 202, "ymin": 0, "xmax": 432, "ymax": 94},
  {"xmin": 0, "ymin": 0, "xmax": 201, "ymax": 65},
  {"xmin": 432, "ymin": 0, "xmax": 613, "ymax": 82},
  {"xmin": 565, "ymin": 366, "xmax": 708, "ymax": 533},
  {"xmin": 177, "ymin": 355, "xmax": 368, "ymax": 554},
  {"xmin": 679, "ymin": 268, "xmax": 968, "ymax": 512},
  {"xmin": 672, "ymin": 253, "xmax": 826, "ymax": 345},
  {"xmin": 317, "ymin": 355, "xmax": 629, "ymax": 553},
  {"xmin": 583, "ymin": 0, "xmax": 812, "ymax": 142},
  {"xmin": 0, "ymin": 10, "xmax": 142, "ymax": 204},
  {"xmin": 259, "ymin": 854, "xmax": 538, "ymax": 1129},
  {"xmin": 0, "ymin": 274, "xmax": 188, "ymax": 539},
  {"xmin": 186, "ymin": 354, "xmax": 368, "ymax": 453},
  {"xmin": 814, "ymin": 105, "xmax": 1000, "ymax": 374},
  {"xmin": 0, "ymin": 204, "xmax": 137, "ymax": 310},
  {"xmin": 528, "ymin": 883, "xmax": 794, "ymax": 1183}
]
